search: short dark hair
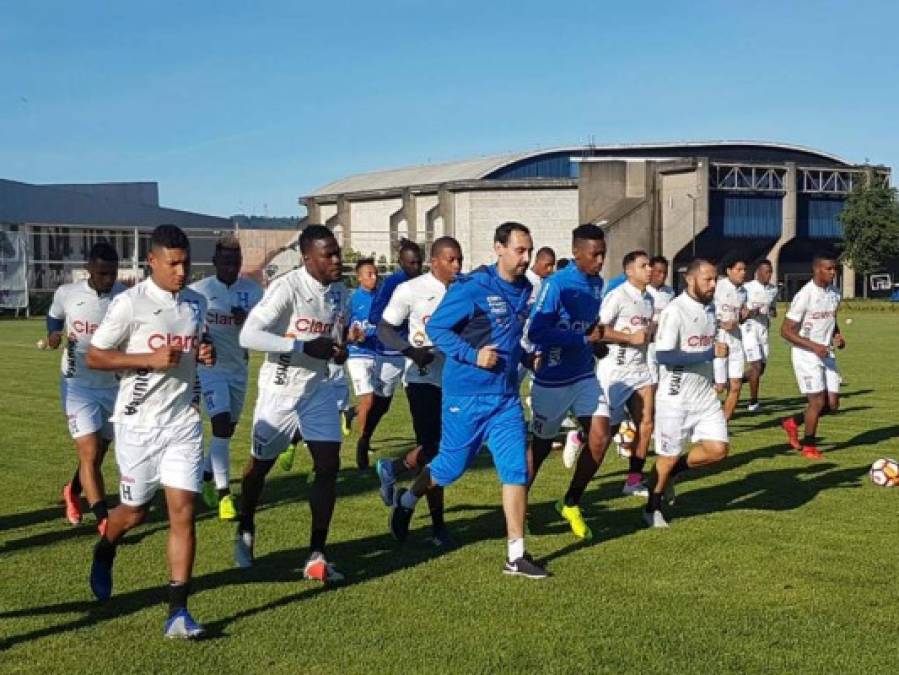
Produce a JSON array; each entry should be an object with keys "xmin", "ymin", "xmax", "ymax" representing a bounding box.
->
[
  {"xmin": 556, "ymin": 257, "xmax": 571, "ymax": 270},
  {"xmin": 494, "ymin": 221, "xmax": 530, "ymax": 245},
  {"xmin": 812, "ymin": 253, "xmax": 837, "ymax": 266},
  {"xmin": 355, "ymin": 257, "xmax": 376, "ymax": 272},
  {"xmin": 723, "ymin": 254, "xmax": 748, "ymax": 271},
  {"xmin": 649, "ymin": 255, "xmax": 669, "ymax": 267},
  {"xmin": 572, "ymin": 223, "xmax": 605, "ymax": 246},
  {"xmin": 431, "ymin": 236, "xmax": 461, "ymax": 258},
  {"xmin": 398, "ymin": 237, "xmax": 422, "ymax": 257},
  {"xmin": 756, "ymin": 258, "xmax": 772, "ymax": 269},
  {"xmin": 299, "ymin": 224, "xmax": 335, "ymax": 254},
  {"xmin": 214, "ymin": 233, "xmax": 241, "ymax": 257},
  {"xmin": 535, "ymin": 246, "xmax": 556, "ymax": 262},
  {"xmin": 622, "ymin": 249, "xmax": 649, "ymax": 270},
  {"xmin": 686, "ymin": 257, "xmax": 715, "ymax": 277},
  {"xmin": 150, "ymin": 224, "xmax": 189, "ymax": 252},
  {"xmin": 88, "ymin": 241, "xmax": 119, "ymax": 264}
]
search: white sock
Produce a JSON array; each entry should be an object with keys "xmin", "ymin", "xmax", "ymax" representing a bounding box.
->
[
  {"xmin": 209, "ymin": 436, "xmax": 231, "ymax": 491},
  {"xmin": 507, "ymin": 537, "xmax": 525, "ymax": 562},
  {"xmin": 400, "ymin": 490, "xmax": 419, "ymax": 509}
]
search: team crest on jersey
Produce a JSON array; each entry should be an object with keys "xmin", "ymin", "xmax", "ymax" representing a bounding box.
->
[
  {"xmin": 486, "ymin": 295, "xmax": 508, "ymax": 316},
  {"xmin": 412, "ymin": 331, "xmax": 426, "ymax": 347}
]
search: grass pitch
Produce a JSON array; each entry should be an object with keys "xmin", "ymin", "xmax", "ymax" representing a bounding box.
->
[{"xmin": 1, "ymin": 313, "xmax": 898, "ymax": 673}]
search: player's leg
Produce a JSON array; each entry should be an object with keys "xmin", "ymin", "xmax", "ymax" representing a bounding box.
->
[
  {"xmin": 623, "ymin": 384, "xmax": 654, "ymax": 496},
  {"xmin": 73, "ymin": 433, "xmax": 110, "ymax": 531},
  {"xmin": 526, "ymin": 382, "xmax": 571, "ymax": 489},
  {"xmin": 348, "ymin": 356, "xmax": 375, "ymax": 457}
]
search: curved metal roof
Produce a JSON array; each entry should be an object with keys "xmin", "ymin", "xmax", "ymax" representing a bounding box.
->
[{"xmin": 307, "ymin": 141, "xmax": 853, "ymax": 197}]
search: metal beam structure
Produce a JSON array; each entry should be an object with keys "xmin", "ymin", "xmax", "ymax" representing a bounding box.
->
[{"xmin": 710, "ymin": 163, "xmax": 890, "ymax": 194}]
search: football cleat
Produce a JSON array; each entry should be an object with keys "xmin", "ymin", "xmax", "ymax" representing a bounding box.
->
[
  {"xmin": 234, "ymin": 528, "xmax": 255, "ymax": 568},
  {"xmin": 89, "ymin": 542, "xmax": 114, "ymax": 601},
  {"xmin": 389, "ymin": 488, "xmax": 414, "ymax": 542},
  {"xmin": 201, "ymin": 480, "xmax": 217, "ymax": 509},
  {"xmin": 303, "ymin": 552, "xmax": 345, "ymax": 583},
  {"xmin": 375, "ymin": 458, "xmax": 397, "ymax": 507},
  {"xmin": 800, "ymin": 445, "xmax": 823, "ymax": 460},
  {"xmin": 341, "ymin": 408, "xmax": 356, "ymax": 437},
  {"xmin": 781, "ymin": 417, "xmax": 801, "ymax": 450},
  {"xmin": 562, "ymin": 431, "xmax": 583, "ymax": 469},
  {"xmin": 356, "ymin": 438, "xmax": 371, "ymax": 470},
  {"xmin": 278, "ymin": 445, "xmax": 296, "ymax": 472},
  {"xmin": 218, "ymin": 494, "xmax": 237, "ymax": 521},
  {"xmin": 503, "ymin": 553, "xmax": 549, "ymax": 579},
  {"xmin": 642, "ymin": 509, "xmax": 670, "ymax": 529},
  {"xmin": 428, "ymin": 526, "xmax": 455, "ymax": 549},
  {"xmin": 747, "ymin": 401, "xmax": 761, "ymax": 413},
  {"xmin": 62, "ymin": 482, "xmax": 82, "ymax": 526},
  {"xmin": 622, "ymin": 480, "xmax": 649, "ymax": 498},
  {"xmin": 164, "ymin": 608, "xmax": 205, "ymax": 639},
  {"xmin": 555, "ymin": 500, "xmax": 592, "ymax": 541}
]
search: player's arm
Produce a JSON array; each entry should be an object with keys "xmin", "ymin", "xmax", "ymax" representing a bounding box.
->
[
  {"xmin": 46, "ymin": 287, "xmax": 66, "ymax": 349},
  {"xmin": 526, "ymin": 279, "xmax": 597, "ymax": 348},
  {"xmin": 87, "ymin": 295, "xmax": 181, "ymax": 371},
  {"xmin": 425, "ymin": 281, "xmax": 479, "ymax": 365},
  {"xmin": 832, "ymin": 312, "xmax": 846, "ymax": 349},
  {"xmin": 378, "ymin": 284, "xmax": 433, "ymax": 368},
  {"xmin": 780, "ymin": 292, "xmax": 829, "ymax": 358},
  {"xmin": 654, "ymin": 310, "xmax": 714, "ymax": 366},
  {"xmin": 368, "ymin": 274, "xmax": 400, "ymax": 327},
  {"xmin": 598, "ymin": 293, "xmax": 647, "ymax": 346}
]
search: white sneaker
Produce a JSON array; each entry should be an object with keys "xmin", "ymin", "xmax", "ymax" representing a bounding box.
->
[
  {"xmin": 234, "ymin": 529, "xmax": 254, "ymax": 568},
  {"xmin": 622, "ymin": 481, "xmax": 649, "ymax": 498},
  {"xmin": 303, "ymin": 552, "xmax": 345, "ymax": 583},
  {"xmin": 747, "ymin": 402, "xmax": 761, "ymax": 413},
  {"xmin": 562, "ymin": 430, "xmax": 583, "ymax": 469},
  {"xmin": 642, "ymin": 510, "xmax": 669, "ymax": 528}
]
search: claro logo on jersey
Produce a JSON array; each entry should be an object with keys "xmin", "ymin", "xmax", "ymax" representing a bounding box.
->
[
  {"xmin": 147, "ymin": 333, "xmax": 199, "ymax": 351},
  {"xmin": 687, "ymin": 334, "xmax": 716, "ymax": 347},
  {"xmin": 123, "ymin": 369, "xmax": 151, "ymax": 415},
  {"xmin": 291, "ymin": 317, "xmax": 334, "ymax": 334},
  {"xmin": 809, "ymin": 310, "xmax": 836, "ymax": 320},
  {"xmin": 72, "ymin": 320, "xmax": 99, "ymax": 334},
  {"xmin": 206, "ymin": 311, "xmax": 238, "ymax": 325}
]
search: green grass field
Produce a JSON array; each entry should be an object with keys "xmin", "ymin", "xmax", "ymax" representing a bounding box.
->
[{"xmin": 1, "ymin": 314, "xmax": 898, "ymax": 673}]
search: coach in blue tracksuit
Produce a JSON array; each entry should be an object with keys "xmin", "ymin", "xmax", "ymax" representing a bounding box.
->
[
  {"xmin": 387, "ymin": 222, "xmax": 548, "ymax": 579},
  {"xmin": 526, "ymin": 223, "xmax": 612, "ymax": 542}
]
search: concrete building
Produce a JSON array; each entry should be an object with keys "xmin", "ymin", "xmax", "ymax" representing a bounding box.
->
[{"xmin": 300, "ymin": 142, "xmax": 891, "ymax": 297}]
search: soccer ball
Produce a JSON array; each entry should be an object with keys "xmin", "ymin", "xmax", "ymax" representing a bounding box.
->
[
  {"xmin": 869, "ymin": 458, "xmax": 899, "ymax": 487},
  {"xmin": 615, "ymin": 420, "xmax": 637, "ymax": 459}
]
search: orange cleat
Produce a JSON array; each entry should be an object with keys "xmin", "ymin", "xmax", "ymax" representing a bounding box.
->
[
  {"xmin": 781, "ymin": 417, "xmax": 801, "ymax": 450},
  {"xmin": 97, "ymin": 518, "xmax": 108, "ymax": 538},
  {"xmin": 800, "ymin": 445, "xmax": 823, "ymax": 460},
  {"xmin": 62, "ymin": 482, "xmax": 82, "ymax": 525}
]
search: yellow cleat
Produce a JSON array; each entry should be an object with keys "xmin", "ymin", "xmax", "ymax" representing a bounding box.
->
[
  {"xmin": 555, "ymin": 500, "xmax": 592, "ymax": 540},
  {"xmin": 218, "ymin": 494, "xmax": 238, "ymax": 521},
  {"xmin": 278, "ymin": 445, "xmax": 296, "ymax": 472}
]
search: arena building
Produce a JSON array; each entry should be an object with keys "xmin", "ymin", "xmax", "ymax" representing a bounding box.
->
[{"xmin": 300, "ymin": 141, "xmax": 891, "ymax": 298}]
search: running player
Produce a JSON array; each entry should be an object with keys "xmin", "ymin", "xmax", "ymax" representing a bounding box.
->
[
  {"xmin": 713, "ymin": 256, "xmax": 749, "ymax": 420},
  {"xmin": 388, "ymin": 222, "xmax": 548, "ymax": 578},
  {"xmin": 345, "ymin": 258, "xmax": 379, "ymax": 443},
  {"xmin": 48, "ymin": 242, "xmax": 125, "ymax": 533},
  {"xmin": 780, "ymin": 255, "xmax": 844, "ymax": 459},
  {"xmin": 375, "ymin": 236, "xmax": 463, "ymax": 548},
  {"xmin": 190, "ymin": 235, "xmax": 263, "ymax": 521},
  {"xmin": 525, "ymin": 224, "xmax": 610, "ymax": 541},
  {"xmin": 742, "ymin": 259, "xmax": 779, "ymax": 412},
  {"xmin": 235, "ymin": 225, "xmax": 349, "ymax": 582},
  {"xmin": 646, "ymin": 255, "xmax": 675, "ymax": 385},
  {"xmin": 86, "ymin": 225, "xmax": 214, "ymax": 638},
  {"xmin": 646, "ymin": 258, "xmax": 729, "ymax": 528},
  {"xmin": 356, "ymin": 239, "xmax": 423, "ymax": 469},
  {"xmin": 596, "ymin": 250, "xmax": 655, "ymax": 497},
  {"xmin": 526, "ymin": 247, "xmax": 556, "ymax": 304}
]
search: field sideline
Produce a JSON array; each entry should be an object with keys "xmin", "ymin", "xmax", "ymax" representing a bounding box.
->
[{"xmin": 1, "ymin": 313, "xmax": 898, "ymax": 673}]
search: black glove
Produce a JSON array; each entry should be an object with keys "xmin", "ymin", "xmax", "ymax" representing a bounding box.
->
[
  {"xmin": 332, "ymin": 345, "xmax": 348, "ymax": 365},
  {"xmin": 592, "ymin": 342, "xmax": 609, "ymax": 359},
  {"xmin": 303, "ymin": 336, "xmax": 337, "ymax": 360},
  {"xmin": 403, "ymin": 346, "xmax": 435, "ymax": 369}
]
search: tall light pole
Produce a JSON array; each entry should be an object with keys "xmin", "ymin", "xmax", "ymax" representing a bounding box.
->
[{"xmin": 685, "ymin": 193, "xmax": 697, "ymax": 258}]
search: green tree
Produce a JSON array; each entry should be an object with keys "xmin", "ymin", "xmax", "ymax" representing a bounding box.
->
[{"xmin": 839, "ymin": 180, "xmax": 899, "ymax": 286}]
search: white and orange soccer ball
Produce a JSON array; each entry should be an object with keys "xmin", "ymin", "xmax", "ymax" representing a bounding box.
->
[
  {"xmin": 869, "ymin": 458, "xmax": 899, "ymax": 487},
  {"xmin": 615, "ymin": 420, "xmax": 637, "ymax": 459}
]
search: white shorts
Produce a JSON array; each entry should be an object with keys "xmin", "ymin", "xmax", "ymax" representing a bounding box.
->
[
  {"xmin": 646, "ymin": 344, "xmax": 660, "ymax": 385},
  {"xmin": 251, "ymin": 383, "xmax": 341, "ymax": 459},
  {"xmin": 714, "ymin": 338, "xmax": 745, "ymax": 384},
  {"xmin": 329, "ymin": 365, "xmax": 350, "ymax": 412},
  {"xmin": 199, "ymin": 369, "xmax": 247, "ymax": 422},
  {"xmin": 792, "ymin": 349, "xmax": 841, "ymax": 395},
  {"xmin": 654, "ymin": 403, "xmax": 728, "ymax": 457},
  {"xmin": 530, "ymin": 376, "xmax": 609, "ymax": 439},
  {"xmin": 346, "ymin": 356, "xmax": 376, "ymax": 397},
  {"xmin": 374, "ymin": 353, "xmax": 405, "ymax": 397},
  {"xmin": 115, "ymin": 421, "xmax": 203, "ymax": 505},
  {"xmin": 597, "ymin": 366, "xmax": 654, "ymax": 426},
  {"xmin": 60, "ymin": 380, "xmax": 117, "ymax": 440},
  {"xmin": 742, "ymin": 324, "xmax": 770, "ymax": 363}
]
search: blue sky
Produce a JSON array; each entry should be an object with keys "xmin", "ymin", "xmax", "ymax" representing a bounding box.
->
[{"xmin": 2, "ymin": 1, "xmax": 896, "ymax": 217}]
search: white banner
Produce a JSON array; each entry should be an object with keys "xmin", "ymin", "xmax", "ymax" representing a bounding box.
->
[{"xmin": 0, "ymin": 229, "xmax": 28, "ymax": 309}]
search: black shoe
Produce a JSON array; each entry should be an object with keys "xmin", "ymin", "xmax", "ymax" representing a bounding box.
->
[
  {"xmin": 90, "ymin": 541, "xmax": 115, "ymax": 601},
  {"xmin": 428, "ymin": 525, "xmax": 455, "ymax": 549},
  {"xmin": 389, "ymin": 488, "xmax": 414, "ymax": 542},
  {"xmin": 503, "ymin": 553, "xmax": 549, "ymax": 579},
  {"xmin": 356, "ymin": 438, "xmax": 370, "ymax": 470}
]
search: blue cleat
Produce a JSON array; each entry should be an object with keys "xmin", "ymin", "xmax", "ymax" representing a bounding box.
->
[
  {"xmin": 89, "ymin": 542, "xmax": 114, "ymax": 601},
  {"xmin": 164, "ymin": 608, "xmax": 206, "ymax": 639},
  {"xmin": 375, "ymin": 458, "xmax": 397, "ymax": 507}
]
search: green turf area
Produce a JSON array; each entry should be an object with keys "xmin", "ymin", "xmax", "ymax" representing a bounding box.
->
[{"xmin": 1, "ymin": 313, "xmax": 897, "ymax": 673}]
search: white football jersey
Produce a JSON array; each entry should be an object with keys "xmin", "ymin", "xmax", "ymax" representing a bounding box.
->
[
  {"xmin": 714, "ymin": 276, "xmax": 747, "ymax": 341},
  {"xmin": 647, "ymin": 284, "xmax": 674, "ymax": 321},
  {"xmin": 250, "ymin": 267, "xmax": 349, "ymax": 397},
  {"xmin": 189, "ymin": 275, "xmax": 263, "ymax": 375},
  {"xmin": 598, "ymin": 281, "xmax": 654, "ymax": 370},
  {"xmin": 525, "ymin": 268, "xmax": 544, "ymax": 307},
  {"xmin": 786, "ymin": 280, "xmax": 841, "ymax": 347},
  {"xmin": 49, "ymin": 280, "xmax": 126, "ymax": 388},
  {"xmin": 91, "ymin": 278, "xmax": 208, "ymax": 430},
  {"xmin": 743, "ymin": 280, "xmax": 778, "ymax": 330},
  {"xmin": 654, "ymin": 292, "xmax": 718, "ymax": 408},
  {"xmin": 381, "ymin": 272, "xmax": 448, "ymax": 386}
]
